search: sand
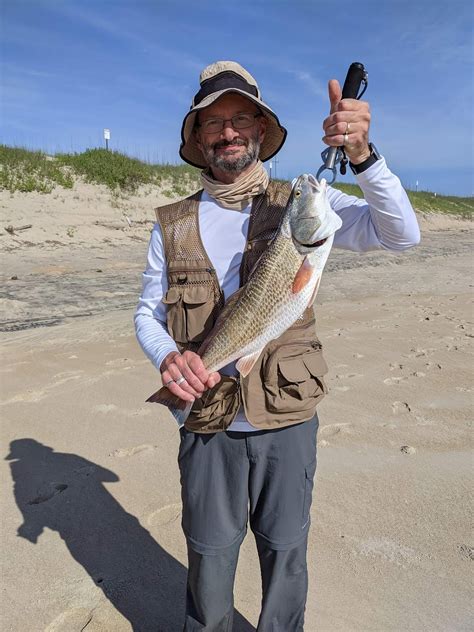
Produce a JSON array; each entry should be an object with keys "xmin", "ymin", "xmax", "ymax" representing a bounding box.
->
[{"xmin": 1, "ymin": 181, "xmax": 472, "ymax": 631}]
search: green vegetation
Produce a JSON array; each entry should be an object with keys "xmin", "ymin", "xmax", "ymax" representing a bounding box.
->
[
  {"xmin": 0, "ymin": 145, "xmax": 200, "ymax": 195},
  {"xmin": 331, "ymin": 181, "xmax": 473, "ymax": 218},
  {"xmin": 405, "ymin": 190, "xmax": 473, "ymax": 217},
  {"xmin": 0, "ymin": 145, "xmax": 472, "ymax": 217},
  {"xmin": 0, "ymin": 145, "xmax": 74, "ymax": 193},
  {"xmin": 56, "ymin": 148, "xmax": 200, "ymax": 193}
]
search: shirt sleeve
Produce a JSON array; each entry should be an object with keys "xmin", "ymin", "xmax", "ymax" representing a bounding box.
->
[
  {"xmin": 134, "ymin": 223, "xmax": 179, "ymax": 371},
  {"xmin": 328, "ymin": 156, "xmax": 421, "ymax": 252}
]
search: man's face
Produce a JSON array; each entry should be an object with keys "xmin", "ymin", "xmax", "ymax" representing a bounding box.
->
[{"xmin": 194, "ymin": 93, "xmax": 267, "ymax": 173}]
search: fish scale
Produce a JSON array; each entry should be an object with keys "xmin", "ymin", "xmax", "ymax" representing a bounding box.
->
[{"xmin": 201, "ymin": 230, "xmax": 319, "ymax": 372}]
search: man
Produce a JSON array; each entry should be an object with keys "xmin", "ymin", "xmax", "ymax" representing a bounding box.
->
[{"xmin": 135, "ymin": 61, "xmax": 420, "ymax": 630}]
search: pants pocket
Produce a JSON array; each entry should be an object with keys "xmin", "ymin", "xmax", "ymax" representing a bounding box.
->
[{"xmin": 302, "ymin": 458, "xmax": 317, "ymax": 529}]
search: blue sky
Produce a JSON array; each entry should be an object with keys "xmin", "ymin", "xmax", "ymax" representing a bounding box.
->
[{"xmin": 1, "ymin": 0, "xmax": 473, "ymax": 195}]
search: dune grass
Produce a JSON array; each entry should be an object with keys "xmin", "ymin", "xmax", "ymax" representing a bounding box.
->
[
  {"xmin": 0, "ymin": 145, "xmax": 74, "ymax": 193},
  {"xmin": 331, "ymin": 181, "xmax": 473, "ymax": 218},
  {"xmin": 0, "ymin": 145, "xmax": 200, "ymax": 196},
  {"xmin": 0, "ymin": 145, "xmax": 472, "ymax": 217}
]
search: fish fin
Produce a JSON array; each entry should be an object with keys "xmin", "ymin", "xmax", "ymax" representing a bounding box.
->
[
  {"xmin": 292, "ymin": 257, "xmax": 315, "ymax": 293},
  {"xmin": 146, "ymin": 387, "xmax": 193, "ymax": 427},
  {"xmin": 236, "ymin": 349, "xmax": 264, "ymax": 378}
]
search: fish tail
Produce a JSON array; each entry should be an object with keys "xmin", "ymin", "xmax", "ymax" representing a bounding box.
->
[{"xmin": 146, "ymin": 387, "xmax": 193, "ymax": 427}]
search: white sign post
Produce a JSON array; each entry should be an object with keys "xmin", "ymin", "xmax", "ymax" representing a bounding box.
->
[{"xmin": 103, "ymin": 128, "xmax": 111, "ymax": 151}]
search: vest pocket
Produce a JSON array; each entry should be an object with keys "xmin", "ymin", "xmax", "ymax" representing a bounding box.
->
[
  {"xmin": 187, "ymin": 376, "xmax": 241, "ymax": 432},
  {"xmin": 162, "ymin": 287, "xmax": 185, "ymax": 343},
  {"xmin": 163, "ymin": 285, "xmax": 214, "ymax": 345},
  {"xmin": 263, "ymin": 343, "xmax": 328, "ymax": 414},
  {"xmin": 183, "ymin": 285, "xmax": 214, "ymax": 342}
]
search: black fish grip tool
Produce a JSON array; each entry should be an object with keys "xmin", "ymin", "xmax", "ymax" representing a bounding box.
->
[{"xmin": 316, "ymin": 62, "xmax": 368, "ymax": 184}]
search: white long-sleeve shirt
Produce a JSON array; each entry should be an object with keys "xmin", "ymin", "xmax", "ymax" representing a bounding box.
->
[{"xmin": 135, "ymin": 157, "xmax": 420, "ymax": 431}]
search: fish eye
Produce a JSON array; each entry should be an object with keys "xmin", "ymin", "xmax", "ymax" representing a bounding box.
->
[{"xmin": 295, "ymin": 189, "xmax": 301, "ymax": 198}]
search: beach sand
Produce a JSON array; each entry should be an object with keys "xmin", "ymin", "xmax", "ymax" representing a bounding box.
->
[{"xmin": 1, "ymin": 181, "xmax": 472, "ymax": 631}]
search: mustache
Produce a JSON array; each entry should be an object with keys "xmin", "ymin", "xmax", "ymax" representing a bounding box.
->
[{"xmin": 211, "ymin": 138, "xmax": 247, "ymax": 150}]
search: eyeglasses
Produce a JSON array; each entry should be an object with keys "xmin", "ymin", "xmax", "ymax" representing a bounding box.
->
[{"xmin": 197, "ymin": 112, "xmax": 262, "ymax": 134}]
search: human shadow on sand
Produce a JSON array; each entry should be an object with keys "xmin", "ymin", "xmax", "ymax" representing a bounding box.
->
[{"xmin": 7, "ymin": 439, "xmax": 255, "ymax": 631}]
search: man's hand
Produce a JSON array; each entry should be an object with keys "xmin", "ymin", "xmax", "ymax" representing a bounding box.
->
[
  {"xmin": 160, "ymin": 351, "xmax": 221, "ymax": 403},
  {"xmin": 322, "ymin": 79, "xmax": 371, "ymax": 165}
]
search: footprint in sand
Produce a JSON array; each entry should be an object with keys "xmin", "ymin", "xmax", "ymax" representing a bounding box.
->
[
  {"xmin": 45, "ymin": 608, "xmax": 93, "ymax": 632},
  {"xmin": 319, "ymin": 422, "xmax": 353, "ymax": 438},
  {"xmin": 105, "ymin": 357, "xmax": 131, "ymax": 367},
  {"xmin": 147, "ymin": 503, "xmax": 182, "ymax": 527},
  {"xmin": 334, "ymin": 372, "xmax": 363, "ymax": 380},
  {"xmin": 2, "ymin": 389, "xmax": 46, "ymax": 404},
  {"xmin": 425, "ymin": 362, "xmax": 442, "ymax": 370},
  {"xmin": 353, "ymin": 536, "xmax": 417, "ymax": 566},
  {"xmin": 53, "ymin": 370, "xmax": 84, "ymax": 381},
  {"xmin": 389, "ymin": 363, "xmax": 404, "ymax": 371},
  {"xmin": 404, "ymin": 347, "xmax": 436, "ymax": 358},
  {"xmin": 392, "ymin": 401, "xmax": 411, "ymax": 414},
  {"xmin": 400, "ymin": 445, "xmax": 416, "ymax": 455},
  {"xmin": 93, "ymin": 404, "xmax": 118, "ymax": 414},
  {"xmin": 2, "ymin": 372, "xmax": 84, "ymax": 404},
  {"xmin": 383, "ymin": 376, "xmax": 408, "ymax": 385},
  {"xmin": 109, "ymin": 444, "xmax": 157, "ymax": 458},
  {"xmin": 456, "ymin": 386, "xmax": 473, "ymax": 393},
  {"xmin": 457, "ymin": 544, "xmax": 474, "ymax": 561},
  {"xmin": 28, "ymin": 483, "xmax": 68, "ymax": 505}
]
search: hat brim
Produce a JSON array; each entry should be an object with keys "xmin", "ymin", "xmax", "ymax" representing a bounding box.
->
[{"xmin": 179, "ymin": 88, "xmax": 287, "ymax": 169}]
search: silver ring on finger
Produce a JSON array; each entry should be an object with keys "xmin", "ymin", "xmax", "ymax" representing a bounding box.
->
[
  {"xmin": 343, "ymin": 132, "xmax": 349, "ymax": 145},
  {"xmin": 164, "ymin": 379, "xmax": 174, "ymax": 386},
  {"xmin": 175, "ymin": 376, "xmax": 186, "ymax": 385}
]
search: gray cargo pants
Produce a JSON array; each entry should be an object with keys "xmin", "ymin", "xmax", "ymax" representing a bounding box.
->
[{"xmin": 178, "ymin": 416, "xmax": 319, "ymax": 631}]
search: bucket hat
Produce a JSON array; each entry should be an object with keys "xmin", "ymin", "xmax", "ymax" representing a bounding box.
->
[{"xmin": 179, "ymin": 61, "xmax": 287, "ymax": 168}]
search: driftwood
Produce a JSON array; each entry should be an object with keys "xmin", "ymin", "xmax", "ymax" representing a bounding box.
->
[
  {"xmin": 5, "ymin": 224, "xmax": 33, "ymax": 235},
  {"xmin": 93, "ymin": 221, "xmax": 125, "ymax": 230},
  {"xmin": 93, "ymin": 219, "xmax": 154, "ymax": 230}
]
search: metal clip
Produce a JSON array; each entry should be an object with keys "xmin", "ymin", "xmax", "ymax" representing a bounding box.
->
[{"xmin": 316, "ymin": 147, "xmax": 345, "ymax": 184}]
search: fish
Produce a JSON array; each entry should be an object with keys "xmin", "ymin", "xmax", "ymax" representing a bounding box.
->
[{"xmin": 147, "ymin": 174, "xmax": 342, "ymax": 425}]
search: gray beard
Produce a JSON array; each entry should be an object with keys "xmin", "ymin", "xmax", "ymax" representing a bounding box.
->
[{"xmin": 203, "ymin": 134, "xmax": 260, "ymax": 173}]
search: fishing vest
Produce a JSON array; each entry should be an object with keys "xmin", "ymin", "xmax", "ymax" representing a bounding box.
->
[{"xmin": 155, "ymin": 180, "xmax": 328, "ymax": 433}]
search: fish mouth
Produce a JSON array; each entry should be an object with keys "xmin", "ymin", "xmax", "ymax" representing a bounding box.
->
[
  {"xmin": 293, "ymin": 173, "xmax": 325, "ymax": 195},
  {"xmin": 307, "ymin": 174, "xmax": 324, "ymax": 192},
  {"xmin": 294, "ymin": 237, "xmax": 327, "ymax": 248},
  {"xmin": 307, "ymin": 174, "xmax": 318, "ymax": 187}
]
